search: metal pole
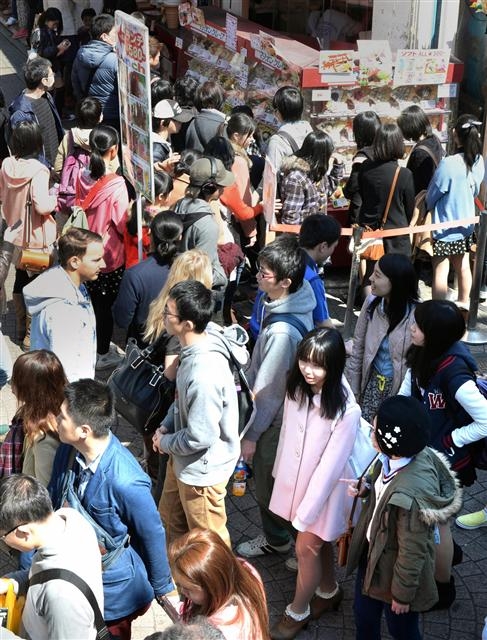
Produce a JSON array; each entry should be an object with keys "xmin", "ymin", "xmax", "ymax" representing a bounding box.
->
[
  {"xmin": 136, "ymin": 193, "xmax": 143, "ymax": 264},
  {"xmin": 464, "ymin": 209, "xmax": 487, "ymax": 344},
  {"xmin": 343, "ymin": 226, "xmax": 364, "ymax": 340}
]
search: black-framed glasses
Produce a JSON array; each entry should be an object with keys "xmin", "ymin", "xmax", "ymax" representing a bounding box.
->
[
  {"xmin": 1, "ymin": 523, "xmax": 26, "ymax": 540},
  {"xmin": 256, "ymin": 266, "xmax": 276, "ymax": 280},
  {"xmin": 162, "ymin": 306, "xmax": 181, "ymax": 320}
]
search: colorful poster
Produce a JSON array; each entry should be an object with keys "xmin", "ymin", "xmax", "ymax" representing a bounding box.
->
[
  {"xmin": 357, "ymin": 40, "xmax": 393, "ymax": 87},
  {"xmin": 319, "ymin": 50, "xmax": 355, "ymax": 84},
  {"xmin": 115, "ymin": 11, "xmax": 154, "ymax": 201},
  {"xmin": 393, "ymin": 48, "xmax": 450, "ymax": 87},
  {"xmin": 262, "ymin": 157, "xmax": 277, "ymax": 224}
]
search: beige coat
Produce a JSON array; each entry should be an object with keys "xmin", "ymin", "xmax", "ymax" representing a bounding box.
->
[{"xmin": 346, "ymin": 295, "xmax": 416, "ymax": 398}]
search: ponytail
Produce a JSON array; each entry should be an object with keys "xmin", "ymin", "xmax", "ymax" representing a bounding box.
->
[
  {"xmin": 88, "ymin": 124, "xmax": 119, "ymax": 180},
  {"xmin": 454, "ymin": 114, "xmax": 482, "ymax": 171}
]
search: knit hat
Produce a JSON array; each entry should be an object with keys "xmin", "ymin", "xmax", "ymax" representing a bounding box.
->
[{"xmin": 375, "ymin": 396, "xmax": 431, "ymax": 458}]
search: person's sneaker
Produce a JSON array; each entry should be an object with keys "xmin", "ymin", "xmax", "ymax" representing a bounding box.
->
[
  {"xmin": 236, "ymin": 535, "xmax": 291, "ymax": 558},
  {"xmin": 5, "ymin": 16, "xmax": 17, "ymax": 25},
  {"xmin": 96, "ymin": 349, "xmax": 122, "ymax": 370},
  {"xmin": 285, "ymin": 555, "xmax": 298, "ymax": 572},
  {"xmin": 455, "ymin": 509, "xmax": 487, "ymax": 530}
]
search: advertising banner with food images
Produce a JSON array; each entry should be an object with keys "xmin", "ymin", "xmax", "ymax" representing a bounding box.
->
[
  {"xmin": 115, "ymin": 10, "xmax": 154, "ymax": 202},
  {"xmin": 319, "ymin": 50, "xmax": 355, "ymax": 84},
  {"xmin": 357, "ymin": 40, "xmax": 393, "ymax": 87},
  {"xmin": 393, "ymin": 48, "xmax": 450, "ymax": 87}
]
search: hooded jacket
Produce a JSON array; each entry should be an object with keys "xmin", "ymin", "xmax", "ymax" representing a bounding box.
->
[
  {"xmin": 266, "ymin": 121, "xmax": 313, "ymax": 172},
  {"xmin": 174, "ymin": 197, "xmax": 227, "ymax": 289},
  {"xmin": 245, "ymin": 280, "xmax": 316, "ymax": 442},
  {"xmin": 77, "ymin": 169, "xmax": 129, "ymax": 272},
  {"xmin": 72, "ymin": 40, "xmax": 119, "ymax": 121},
  {"xmin": 54, "ymin": 127, "xmax": 91, "ymax": 174},
  {"xmin": 347, "ymin": 448, "xmax": 462, "ymax": 611},
  {"xmin": 185, "ymin": 109, "xmax": 226, "ymax": 153},
  {"xmin": 160, "ymin": 323, "xmax": 240, "ymax": 487},
  {"xmin": 23, "ymin": 265, "xmax": 97, "ymax": 382},
  {"xmin": 0, "ymin": 157, "xmax": 57, "ymax": 248}
]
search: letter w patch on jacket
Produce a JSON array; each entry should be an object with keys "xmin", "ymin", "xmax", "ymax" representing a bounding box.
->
[{"xmin": 428, "ymin": 392, "xmax": 446, "ymax": 409}]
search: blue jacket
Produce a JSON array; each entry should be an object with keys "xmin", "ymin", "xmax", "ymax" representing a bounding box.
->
[
  {"xmin": 72, "ymin": 40, "xmax": 119, "ymax": 121},
  {"xmin": 9, "ymin": 91, "xmax": 64, "ymax": 167},
  {"xmin": 49, "ymin": 435, "xmax": 174, "ymax": 621}
]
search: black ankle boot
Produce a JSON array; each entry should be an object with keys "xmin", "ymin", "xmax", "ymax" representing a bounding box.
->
[{"xmin": 427, "ymin": 576, "xmax": 456, "ymax": 611}]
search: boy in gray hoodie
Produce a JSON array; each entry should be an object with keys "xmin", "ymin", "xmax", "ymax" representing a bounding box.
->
[
  {"xmin": 153, "ymin": 280, "xmax": 240, "ymax": 547},
  {"xmin": 237, "ymin": 235, "xmax": 315, "ymax": 558}
]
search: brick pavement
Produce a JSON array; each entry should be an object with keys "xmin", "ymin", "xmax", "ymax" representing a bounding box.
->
[{"xmin": 2, "ymin": 23, "xmax": 487, "ymax": 638}]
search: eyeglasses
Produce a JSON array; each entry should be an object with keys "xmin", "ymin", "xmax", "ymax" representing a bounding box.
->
[
  {"xmin": 256, "ymin": 267, "xmax": 276, "ymax": 280},
  {"xmin": 1, "ymin": 523, "xmax": 26, "ymax": 540},
  {"xmin": 162, "ymin": 306, "xmax": 180, "ymax": 320}
]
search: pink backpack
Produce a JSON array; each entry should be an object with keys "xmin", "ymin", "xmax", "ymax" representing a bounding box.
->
[{"xmin": 57, "ymin": 130, "xmax": 91, "ymax": 215}]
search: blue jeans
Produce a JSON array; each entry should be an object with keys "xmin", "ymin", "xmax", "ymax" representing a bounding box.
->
[{"xmin": 354, "ymin": 557, "xmax": 422, "ymax": 640}]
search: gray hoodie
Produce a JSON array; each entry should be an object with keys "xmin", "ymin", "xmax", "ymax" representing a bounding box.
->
[
  {"xmin": 245, "ymin": 280, "xmax": 316, "ymax": 441},
  {"xmin": 160, "ymin": 324, "xmax": 240, "ymax": 486},
  {"xmin": 174, "ymin": 196, "xmax": 227, "ymax": 289},
  {"xmin": 23, "ymin": 265, "xmax": 96, "ymax": 382},
  {"xmin": 266, "ymin": 120, "xmax": 314, "ymax": 172}
]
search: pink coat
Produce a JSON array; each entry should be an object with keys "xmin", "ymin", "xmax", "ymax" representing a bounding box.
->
[
  {"xmin": 0, "ymin": 157, "xmax": 57, "ymax": 248},
  {"xmin": 78, "ymin": 169, "xmax": 129, "ymax": 272},
  {"xmin": 269, "ymin": 378, "xmax": 361, "ymax": 541}
]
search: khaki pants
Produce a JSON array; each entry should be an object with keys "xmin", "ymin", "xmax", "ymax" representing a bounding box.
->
[{"xmin": 159, "ymin": 457, "xmax": 231, "ymax": 548}]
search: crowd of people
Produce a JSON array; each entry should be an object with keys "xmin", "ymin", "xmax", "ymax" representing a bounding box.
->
[{"xmin": 0, "ymin": 8, "xmax": 487, "ymax": 640}]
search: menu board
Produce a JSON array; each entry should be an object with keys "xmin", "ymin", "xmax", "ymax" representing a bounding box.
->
[
  {"xmin": 115, "ymin": 10, "xmax": 154, "ymax": 201},
  {"xmin": 394, "ymin": 48, "xmax": 450, "ymax": 87}
]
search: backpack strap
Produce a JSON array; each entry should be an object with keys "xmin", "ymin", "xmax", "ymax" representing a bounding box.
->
[
  {"xmin": 276, "ymin": 130, "xmax": 299, "ymax": 154},
  {"xmin": 29, "ymin": 568, "xmax": 109, "ymax": 640},
  {"xmin": 262, "ymin": 313, "xmax": 308, "ymax": 338},
  {"xmin": 76, "ymin": 173, "xmax": 119, "ymax": 209}
]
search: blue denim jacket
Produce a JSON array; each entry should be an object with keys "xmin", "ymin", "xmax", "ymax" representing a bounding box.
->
[{"xmin": 49, "ymin": 435, "xmax": 174, "ymax": 621}]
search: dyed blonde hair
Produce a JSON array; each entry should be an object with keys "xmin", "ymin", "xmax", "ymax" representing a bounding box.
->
[{"xmin": 144, "ymin": 249, "xmax": 212, "ymax": 343}]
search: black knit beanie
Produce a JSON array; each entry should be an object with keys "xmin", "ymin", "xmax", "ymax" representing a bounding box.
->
[{"xmin": 375, "ymin": 396, "xmax": 431, "ymax": 457}]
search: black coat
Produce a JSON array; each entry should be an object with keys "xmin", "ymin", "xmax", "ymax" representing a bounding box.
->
[{"xmin": 358, "ymin": 159, "xmax": 415, "ymax": 256}]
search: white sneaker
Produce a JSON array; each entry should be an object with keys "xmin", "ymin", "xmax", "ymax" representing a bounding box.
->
[
  {"xmin": 5, "ymin": 16, "xmax": 17, "ymax": 25},
  {"xmin": 236, "ymin": 534, "xmax": 291, "ymax": 558},
  {"xmin": 96, "ymin": 349, "xmax": 122, "ymax": 370}
]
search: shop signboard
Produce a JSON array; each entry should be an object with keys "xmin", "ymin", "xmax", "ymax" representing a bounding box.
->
[{"xmin": 115, "ymin": 10, "xmax": 154, "ymax": 202}]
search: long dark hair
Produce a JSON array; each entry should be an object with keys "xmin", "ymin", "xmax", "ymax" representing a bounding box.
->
[
  {"xmin": 454, "ymin": 113, "xmax": 482, "ymax": 171},
  {"xmin": 406, "ymin": 300, "xmax": 466, "ymax": 388},
  {"xmin": 286, "ymin": 328, "xmax": 348, "ymax": 419},
  {"xmin": 368, "ymin": 254, "xmax": 419, "ymax": 333},
  {"xmin": 88, "ymin": 124, "xmax": 119, "ymax": 179},
  {"xmin": 295, "ymin": 130, "xmax": 334, "ymax": 183}
]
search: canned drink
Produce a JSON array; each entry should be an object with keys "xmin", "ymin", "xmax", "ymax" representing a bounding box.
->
[{"xmin": 232, "ymin": 481, "xmax": 246, "ymax": 497}]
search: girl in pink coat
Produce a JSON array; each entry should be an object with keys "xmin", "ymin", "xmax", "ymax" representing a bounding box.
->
[{"xmin": 269, "ymin": 328, "xmax": 361, "ymax": 640}]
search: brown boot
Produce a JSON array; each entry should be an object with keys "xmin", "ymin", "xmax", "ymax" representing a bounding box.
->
[
  {"xmin": 310, "ymin": 585, "xmax": 343, "ymax": 619},
  {"xmin": 12, "ymin": 293, "xmax": 26, "ymax": 342},
  {"xmin": 22, "ymin": 313, "xmax": 31, "ymax": 352},
  {"xmin": 270, "ymin": 611, "xmax": 310, "ymax": 640}
]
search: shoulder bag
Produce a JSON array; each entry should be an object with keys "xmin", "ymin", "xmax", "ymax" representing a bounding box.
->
[
  {"xmin": 17, "ymin": 181, "xmax": 54, "ymax": 273},
  {"xmin": 337, "ymin": 451, "xmax": 379, "ymax": 567},
  {"xmin": 30, "ymin": 568, "xmax": 109, "ymax": 640},
  {"xmin": 107, "ymin": 335, "xmax": 175, "ymax": 434},
  {"xmin": 354, "ymin": 165, "xmax": 401, "ymax": 261}
]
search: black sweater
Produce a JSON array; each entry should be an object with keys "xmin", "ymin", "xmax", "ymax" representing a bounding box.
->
[{"xmin": 358, "ymin": 159, "xmax": 415, "ymax": 256}]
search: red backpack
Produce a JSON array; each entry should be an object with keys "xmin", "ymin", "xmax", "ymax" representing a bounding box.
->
[{"xmin": 57, "ymin": 130, "xmax": 91, "ymax": 215}]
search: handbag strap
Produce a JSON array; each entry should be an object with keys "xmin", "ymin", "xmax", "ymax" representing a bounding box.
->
[
  {"xmin": 21, "ymin": 180, "xmax": 48, "ymax": 250},
  {"xmin": 347, "ymin": 452, "xmax": 379, "ymax": 529},
  {"xmin": 415, "ymin": 143, "xmax": 440, "ymax": 168},
  {"xmin": 379, "ymin": 166, "xmax": 401, "ymax": 229},
  {"xmin": 29, "ymin": 568, "xmax": 109, "ymax": 640}
]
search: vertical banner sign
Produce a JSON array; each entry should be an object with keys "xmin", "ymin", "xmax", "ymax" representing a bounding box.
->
[{"xmin": 115, "ymin": 11, "xmax": 154, "ymax": 202}]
